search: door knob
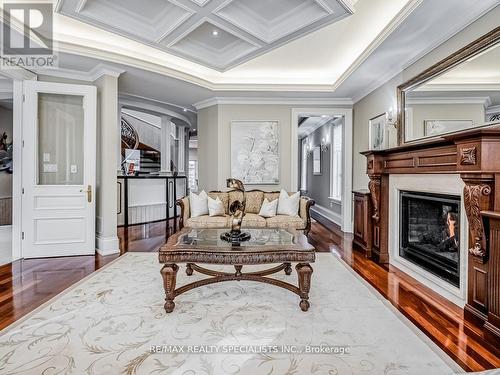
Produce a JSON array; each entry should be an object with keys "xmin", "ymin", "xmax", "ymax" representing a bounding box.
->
[{"xmin": 80, "ymin": 185, "xmax": 92, "ymax": 203}]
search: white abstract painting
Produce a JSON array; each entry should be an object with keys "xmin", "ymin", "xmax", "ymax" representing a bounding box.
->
[{"xmin": 231, "ymin": 121, "xmax": 279, "ymax": 184}]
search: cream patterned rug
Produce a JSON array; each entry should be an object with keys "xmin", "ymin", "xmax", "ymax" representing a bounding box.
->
[{"xmin": 0, "ymin": 253, "xmax": 463, "ymax": 375}]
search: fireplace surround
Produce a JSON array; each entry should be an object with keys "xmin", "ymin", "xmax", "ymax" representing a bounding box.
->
[
  {"xmin": 362, "ymin": 127, "xmax": 500, "ymax": 345},
  {"xmin": 387, "ymin": 174, "xmax": 468, "ymax": 306}
]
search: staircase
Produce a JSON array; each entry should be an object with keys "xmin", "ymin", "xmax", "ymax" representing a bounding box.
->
[
  {"xmin": 121, "ymin": 116, "xmax": 161, "ymax": 174},
  {"xmin": 140, "ymin": 150, "xmax": 161, "ymax": 174}
]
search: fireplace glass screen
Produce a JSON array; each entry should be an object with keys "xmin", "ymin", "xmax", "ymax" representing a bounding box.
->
[{"xmin": 399, "ymin": 191, "xmax": 460, "ymax": 287}]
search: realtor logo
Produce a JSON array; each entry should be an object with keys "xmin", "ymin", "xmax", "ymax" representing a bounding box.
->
[{"xmin": 1, "ymin": 2, "xmax": 57, "ymax": 68}]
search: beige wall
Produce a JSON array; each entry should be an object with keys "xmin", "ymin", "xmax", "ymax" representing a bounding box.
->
[
  {"xmin": 217, "ymin": 104, "xmax": 295, "ymax": 191},
  {"xmin": 198, "ymin": 104, "xmax": 336, "ymax": 192},
  {"xmin": 408, "ymin": 103, "xmax": 485, "ymax": 140},
  {"xmin": 198, "ymin": 105, "xmax": 219, "ymax": 191},
  {"xmin": 352, "ymin": 6, "xmax": 500, "ymax": 191}
]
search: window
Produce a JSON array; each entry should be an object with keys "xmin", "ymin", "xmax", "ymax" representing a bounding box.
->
[
  {"xmin": 330, "ymin": 122, "xmax": 342, "ymax": 201},
  {"xmin": 300, "ymin": 137, "xmax": 308, "ymax": 191},
  {"xmin": 188, "ymin": 160, "xmax": 198, "ymax": 192}
]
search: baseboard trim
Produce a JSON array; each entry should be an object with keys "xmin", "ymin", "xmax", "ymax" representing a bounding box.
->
[
  {"xmin": 96, "ymin": 235, "xmax": 120, "ymax": 256},
  {"xmin": 0, "ymin": 225, "xmax": 12, "ymax": 266},
  {"xmin": 311, "ymin": 204, "xmax": 342, "ymax": 227}
]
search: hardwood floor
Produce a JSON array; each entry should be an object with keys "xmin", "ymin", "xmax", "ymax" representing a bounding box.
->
[{"xmin": 0, "ymin": 219, "xmax": 498, "ymax": 372}]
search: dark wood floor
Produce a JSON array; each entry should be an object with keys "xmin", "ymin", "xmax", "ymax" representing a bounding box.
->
[{"xmin": 0, "ymin": 219, "xmax": 499, "ymax": 372}]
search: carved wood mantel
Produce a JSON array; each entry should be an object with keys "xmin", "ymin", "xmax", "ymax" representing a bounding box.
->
[{"xmin": 361, "ymin": 126, "xmax": 500, "ymax": 345}]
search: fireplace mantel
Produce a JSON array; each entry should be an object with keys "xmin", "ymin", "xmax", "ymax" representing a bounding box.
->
[{"xmin": 361, "ymin": 125, "xmax": 500, "ymax": 346}]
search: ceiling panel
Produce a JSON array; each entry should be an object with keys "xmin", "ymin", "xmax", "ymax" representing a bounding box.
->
[
  {"xmin": 56, "ymin": 0, "xmax": 354, "ymax": 71},
  {"xmin": 76, "ymin": 0, "xmax": 193, "ymax": 42},
  {"xmin": 214, "ymin": 0, "xmax": 331, "ymax": 43},
  {"xmin": 168, "ymin": 20, "xmax": 259, "ymax": 70},
  {"xmin": 189, "ymin": 0, "xmax": 211, "ymax": 6}
]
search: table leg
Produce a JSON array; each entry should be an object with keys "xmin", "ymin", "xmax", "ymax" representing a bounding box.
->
[
  {"xmin": 186, "ymin": 263, "xmax": 193, "ymax": 276},
  {"xmin": 296, "ymin": 263, "xmax": 313, "ymax": 311},
  {"xmin": 161, "ymin": 264, "xmax": 179, "ymax": 313}
]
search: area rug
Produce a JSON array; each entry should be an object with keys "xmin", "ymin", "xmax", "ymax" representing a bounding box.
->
[{"xmin": 0, "ymin": 253, "xmax": 463, "ymax": 375}]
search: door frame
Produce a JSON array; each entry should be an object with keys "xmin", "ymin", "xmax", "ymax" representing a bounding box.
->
[
  {"xmin": 291, "ymin": 107, "xmax": 353, "ymax": 233},
  {"xmin": 21, "ymin": 81, "xmax": 97, "ymax": 258},
  {"xmin": 0, "ymin": 67, "xmax": 37, "ymax": 261}
]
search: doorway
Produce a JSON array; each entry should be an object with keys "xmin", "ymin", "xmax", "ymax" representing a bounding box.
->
[
  {"xmin": 291, "ymin": 108, "xmax": 353, "ymax": 233},
  {"xmin": 0, "ymin": 75, "xmax": 13, "ymax": 265},
  {"xmin": 21, "ymin": 81, "xmax": 97, "ymax": 258}
]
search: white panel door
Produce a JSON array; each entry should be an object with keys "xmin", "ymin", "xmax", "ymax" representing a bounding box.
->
[{"xmin": 22, "ymin": 81, "xmax": 97, "ymax": 258}]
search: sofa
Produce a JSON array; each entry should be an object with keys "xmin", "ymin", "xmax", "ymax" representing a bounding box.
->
[{"xmin": 176, "ymin": 190, "xmax": 315, "ymax": 235}]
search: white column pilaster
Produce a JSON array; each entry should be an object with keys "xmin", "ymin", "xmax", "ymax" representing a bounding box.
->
[
  {"xmin": 117, "ymin": 103, "xmax": 123, "ymax": 174},
  {"xmin": 178, "ymin": 125, "xmax": 186, "ymax": 174},
  {"xmin": 160, "ymin": 115, "xmax": 172, "ymax": 175}
]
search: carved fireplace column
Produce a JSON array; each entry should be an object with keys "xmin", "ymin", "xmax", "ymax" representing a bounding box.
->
[
  {"xmin": 461, "ymin": 174, "xmax": 495, "ymax": 322},
  {"xmin": 367, "ymin": 173, "xmax": 389, "ymax": 264}
]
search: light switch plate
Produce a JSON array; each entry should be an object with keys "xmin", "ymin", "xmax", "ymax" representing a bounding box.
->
[
  {"xmin": 43, "ymin": 153, "xmax": 50, "ymax": 162},
  {"xmin": 70, "ymin": 165, "xmax": 77, "ymax": 174}
]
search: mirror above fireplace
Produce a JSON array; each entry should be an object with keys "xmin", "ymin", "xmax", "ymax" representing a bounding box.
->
[{"xmin": 398, "ymin": 27, "xmax": 500, "ymax": 145}]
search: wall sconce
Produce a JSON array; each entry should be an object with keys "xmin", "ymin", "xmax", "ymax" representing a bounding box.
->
[
  {"xmin": 386, "ymin": 107, "xmax": 398, "ymax": 129},
  {"xmin": 320, "ymin": 137, "xmax": 329, "ymax": 152},
  {"xmin": 306, "ymin": 139, "xmax": 313, "ymax": 157}
]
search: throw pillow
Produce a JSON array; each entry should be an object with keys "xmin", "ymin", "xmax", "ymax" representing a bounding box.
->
[
  {"xmin": 259, "ymin": 198, "xmax": 278, "ymax": 218},
  {"xmin": 189, "ymin": 190, "xmax": 208, "ymax": 218},
  {"xmin": 208, "ymin": 196, "xmax": 225, "ymax": 217},
  {"xmin": 277, "ymin": 190, "xmax": 300, "ymax": 216}
]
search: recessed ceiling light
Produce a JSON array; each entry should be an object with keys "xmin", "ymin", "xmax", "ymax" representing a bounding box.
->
[
  {"xmin": 212, "ymin": 30, "xmax": 219, "ymax": 37},
  {"xmin": 321, "ymin": 115, "xmax": 329, "ymax": 118},
  {"xmin": 183, "ymin": 108, "xmax": 188, "ymax": 112}
]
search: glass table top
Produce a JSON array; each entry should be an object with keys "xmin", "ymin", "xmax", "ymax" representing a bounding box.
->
[{"xmin": 170, "ymin": 228, "xmax": 313, "ymax": 252}]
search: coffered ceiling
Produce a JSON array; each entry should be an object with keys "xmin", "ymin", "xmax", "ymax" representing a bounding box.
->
[{"xmin": 56, "ymin": 0, "xmax": 354, "ymax": 71}]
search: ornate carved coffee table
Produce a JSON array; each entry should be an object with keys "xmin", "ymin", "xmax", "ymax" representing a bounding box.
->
[{"xmin": 158, "ymin": 227, "xmax": 315, "ymax": 313}]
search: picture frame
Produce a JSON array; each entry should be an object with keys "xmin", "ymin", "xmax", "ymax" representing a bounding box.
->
[
  {"xmin": 369, "ymin": 113, "xmax": 388, "ymax": 150},
  {"xmin": 424, "ymin": 120, "xmax": 474, "ymax": 136},
  {"xmin": 230, "ymin": 120, "xmax": 280, "ymax": 185},
  {"xmin": 313, "ymin": 146, "xmax": 321, "ymax": 175}
]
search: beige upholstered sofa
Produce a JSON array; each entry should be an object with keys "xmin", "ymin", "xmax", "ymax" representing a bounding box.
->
[{"xmin": 177, "ymin": 190, "xmax": 315, "ymax": 235}]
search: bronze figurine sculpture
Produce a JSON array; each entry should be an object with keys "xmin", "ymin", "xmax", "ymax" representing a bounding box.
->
[{"xmin": 220, "ymin": 178, "xmax": 251, "ymax": 244}]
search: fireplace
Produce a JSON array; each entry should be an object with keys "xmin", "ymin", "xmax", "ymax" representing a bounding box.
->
[{"xmin": 399, "ymin": 191, "xmax": 461, "ymax": 287}]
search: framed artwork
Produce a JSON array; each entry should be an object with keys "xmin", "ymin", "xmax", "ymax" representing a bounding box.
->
[
  {"xmin": 424, "ymin": 120, "xmax": 473, "ymax": 136},
  {"xmin": 230, "ymin": 120, "xmax": 279, "ymax": 185},
  {"xmin": 313, "ymin": 146, "xmax": 321, "ymax": 175},
  {"xmin": 369, "ymin": 113, "xmax": 388, "ymax": 150}
]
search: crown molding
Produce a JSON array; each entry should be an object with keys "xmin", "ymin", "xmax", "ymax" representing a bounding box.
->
[
  {"xmin": 193, "ymin": 96, "xmax": 354, "ymax": 110},
  {"xmin": 332, "ymin": 0, "xmax": 423, "ymax": 92},
  {"xmin": 350, "ymin": 2, "xmax": 500, "ymax": 104},
  {"xmin": 415, "ymin": 83, "xmax": 500, "ymax": 92},
  {"xmin": 35, "ymin": 63, "xmax": 125, "ymax": 82},
  {"xmin": 486, "ymin": 104, "xmax": 500, "ymax": 114},
  {"xmin": 118, "ymin": 93, "xmax": 194, "ymax": 126},
  {"xmin": 406, "ymin": 96, "xmax": 491, "ymax": 106}
]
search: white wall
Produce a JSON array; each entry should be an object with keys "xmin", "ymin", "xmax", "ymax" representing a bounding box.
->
[{"xmin": 352, "ymin": 6, "xmax": 500, "ymax": 191}]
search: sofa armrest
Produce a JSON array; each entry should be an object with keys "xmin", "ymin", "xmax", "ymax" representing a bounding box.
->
[
  {"xmin": 176, "ymin": 196, "xmax": 190, "ymax": 230},
  {"xmin": 299, "ymin": 196, "xmax": 315, "ymax": 235}
]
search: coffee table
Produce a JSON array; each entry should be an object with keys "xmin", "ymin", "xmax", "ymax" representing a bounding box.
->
[{"xmin": 158, "ymin": 227, "xmax": 315, "ymax": 313}]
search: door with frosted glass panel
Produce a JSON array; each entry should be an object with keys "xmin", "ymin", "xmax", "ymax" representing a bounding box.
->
[{"xmin": 22, "ymin": 81, "xmax": 96, "ymax": 258}]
